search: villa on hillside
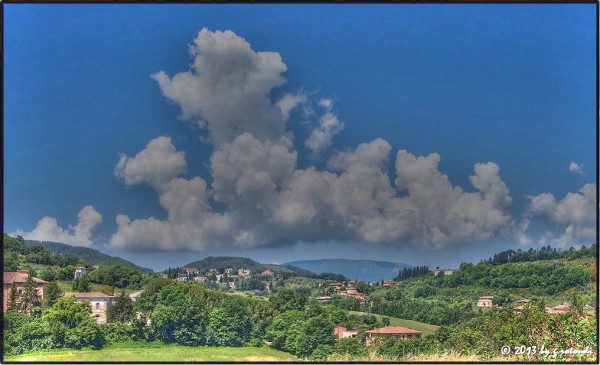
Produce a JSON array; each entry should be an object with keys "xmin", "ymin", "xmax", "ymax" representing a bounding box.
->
[
  {"xmin": 365, "ymin": 326, "xmax": 422, "ymax": 346},
  {"xmin": 382, "ymin": 280, "xmax": 395, "ymax": 287},
  {"xmin": 238, "ymin": 269, "xmax": 251, "ymax": 278},
  {"xmin": 477, "ymin": 296, "xmax": 494, "ymax": 308},
  {"xmin": 73, "ymin": 266, "xmax": 87, "ymax": 279},
  {"xmin": 64, "ymin": 292, "xmax": 116, "ymax": 324},
  {"xmin": 334, "ymin": 326, "xmax": 359, "ymax": 339},
  {"xmin": 181, "ymin": 268, "xmax": 198, "ymax": 276},
  {"xmin": 433, "ymin": 267, "xmax": 455, "ymax": 276},
  {"xmin": 3, "ymin": 270, "xmax": 49, "ymax": 312}
]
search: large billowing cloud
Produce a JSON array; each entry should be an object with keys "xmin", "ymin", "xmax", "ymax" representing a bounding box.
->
[
  {"xmin": 114, "ymin": 136, "xmax": 187, "ymax": 191},
  {"xmin": 14, "ymin": 205, "xmax": 102, "ymax": 247},
  {"xmin": 107, "ymin": 28, "xmax": 530, "ymax": 252},
  {"xmin": 151, "ymin": 28, "xmax": 290, "ymax": 148},
  {"xmin": 526, "ymin": 183, "xmax": 596, "ymax": 247}
]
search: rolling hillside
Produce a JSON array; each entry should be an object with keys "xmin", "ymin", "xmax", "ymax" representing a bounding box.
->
[
  {"xmin": 284, "ymin": 259, "xmax": 411, "ymax": 282},
  {"xmin": 182, "ymin": 256, "xmax": 313, "ymax": 276},
  {"xmin": 25, "ymin": 239, "xmax": 153, "ymax": 272}
]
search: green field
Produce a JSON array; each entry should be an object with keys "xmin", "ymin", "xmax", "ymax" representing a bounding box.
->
[
  {"xmin": 4, "ymin": 343, "xmax": 298, "ymax": 362},
  {"xmin": 349, "ymin": 311, "xmax": 439, "ymax": 336}
]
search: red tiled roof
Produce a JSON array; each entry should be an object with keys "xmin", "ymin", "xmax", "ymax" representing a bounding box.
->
[
  {"xmin": 3, "ymin": 272, "xmax": 48, "ymax": 285},
  {"xmin": 64, "ymin": 292, "xmax": 115, "ymax": 299},
  {"xmin": 366, "ymin": 326, "xmax": 422, "ymax": 335}
]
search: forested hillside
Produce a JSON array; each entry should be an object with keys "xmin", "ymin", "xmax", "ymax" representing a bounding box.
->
[{"xmin": 25, "ymin": 239, "xmax": 153, "ymax": 272}]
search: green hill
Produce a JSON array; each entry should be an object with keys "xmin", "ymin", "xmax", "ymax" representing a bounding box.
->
[
  {"xmin": 182, "ymin": 256, "xmax": 317, "ymax": 276},
  {"xmin": 25, "ymin": 239, "xmax": 153, "ymax": 272}
]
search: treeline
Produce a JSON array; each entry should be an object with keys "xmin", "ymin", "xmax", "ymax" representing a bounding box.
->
[
  {"xmin": 86, "ymin": 266, "xmax": 145, "ymax": 289},
  {"xmin": 304, "ymin": 272, "xmax": 347, "ymax": 282},
  {"xmin": 436, "ymin": 260, "xmax": 589, "ymax": 295},
  {"xmin": 396, "ymin": 266, "xmax": 430, "ymax": 281},
  {"xmin": 482, "ymin": 245, "xmax": 596, "ymax": 265}
]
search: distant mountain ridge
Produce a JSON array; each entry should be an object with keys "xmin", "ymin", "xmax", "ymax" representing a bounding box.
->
[
  {"xmin": 284, "ymin": 259, "xmax": 411, "ymax": 282},
  {"xmin": 25, "ymin": 239, "xmax": 154, "ymax": 273}
]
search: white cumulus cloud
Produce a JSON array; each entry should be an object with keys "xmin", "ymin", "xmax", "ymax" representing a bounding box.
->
[
  {"xmin": 568, "ymin": 161, "xmax": 585, "ymax": 175},
  {"xmin": 114, "ymin": 136, "xmax": 187, "ymax": 191},
  {"xmin": 14, "ymin": 205, "xmax": 103, "ymax": 247},
  {"xmin": 527, "ymin": 183, "xmax": 596, "ymax": 247},
  {"xmin": 305, "ymin": 99, "xmax": 344, "ymax": 156},
  {"xmin": 151, "ymin": 28, "xmax": 290, "ymax": 148}
]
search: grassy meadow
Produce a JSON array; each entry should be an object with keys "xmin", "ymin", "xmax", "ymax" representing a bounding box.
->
[{"xmin": 4, "ymin": 343, "xmax": 298, "ymax": 362}]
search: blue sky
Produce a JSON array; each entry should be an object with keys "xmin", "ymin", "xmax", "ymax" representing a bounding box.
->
[{"xmin": 4, "ymin": 4, "xmax": 596, "ymax": 271}]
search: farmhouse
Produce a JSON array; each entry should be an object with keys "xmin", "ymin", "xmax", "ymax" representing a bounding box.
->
[
  {"xmin": 476, "ymin": 296, "xmax": 493, "ymax": 308},
  {"xmin": 73, "ymin": 266, "xmax": 87, "ymax": 279},
  {"xmin": 63, "ymin": 292, "xmax": 116, "ymax": 324},
  {"xmin": 365, "ymin": 326, "xmax": 422, "ymax": 346},
  {"xmin": 3, "ymin": 270, "xmax": 49, "ymax": 312},
  {"xmin": 334, "ymin": 326, "xmax": 359, "ymax": 339},
  {"xmin": 261, "ymin": 269, "xmax": 274, "ymax": 277}
]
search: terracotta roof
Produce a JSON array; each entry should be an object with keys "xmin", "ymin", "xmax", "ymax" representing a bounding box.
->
[
  {"xmin": 64, "ymin": 292, "xmax": 115, "ymax": 299},
  {"xmin": 366, "ymin": 326, "xmax": 422, "ymax": 335},
  {"xmin": 3, "ymin": 272, "xmax": 49, "ymax": 285},
  {"xmin": 478, "ymin": 296, "xmax": 493, "ymax": 299}
]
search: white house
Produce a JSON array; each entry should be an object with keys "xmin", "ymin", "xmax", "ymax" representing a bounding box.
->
[
  {"xmin": 73, "ymin": 267, "xmax": 87, "ymax": 279},
  {"xmin": 64, "ymin": 292, "xmax": 116, "ymax": 324}
]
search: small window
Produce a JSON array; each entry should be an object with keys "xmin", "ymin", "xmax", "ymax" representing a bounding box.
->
[{"xmin": 95, "ymin": 303, "xmax": 100, "ymax": 310}]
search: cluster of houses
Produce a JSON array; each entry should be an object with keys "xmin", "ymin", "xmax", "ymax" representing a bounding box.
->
[
  {"xmin": 321, "ymin": 282, "xmax": 367, "ymax": 302},
  {"xmin": 159, "ymin": 267, "xmax": 277, "ymax": 291},
  {"xmin": 334, "ymin": 325, "xmax": 423, "ymax": 346}
]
